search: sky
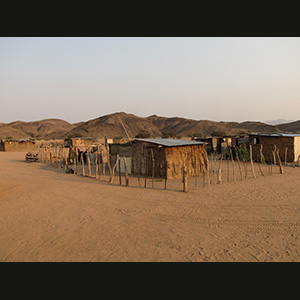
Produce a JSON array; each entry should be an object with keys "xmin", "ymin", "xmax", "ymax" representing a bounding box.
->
[{"xmin": 0, "ymin": 37, "xmax": 299, "ymax": 124}]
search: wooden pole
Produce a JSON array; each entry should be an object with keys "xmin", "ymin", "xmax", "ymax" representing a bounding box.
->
[
  {"xmin": 137, "ymin": 154, "xmax": 141, "ymax": 187},
  {"xmin": 73, "ymin": 148, "xmax": 77, "ymax": 175},
  {"xmin": 87, "ymin": 151, "xmax": 92, "ymax": 177},
  {"xmin": 119, "ymin": 158, "xmax": 122, "ymax": 185},
  {"xmin": 144, "ymin": 151, "xmax": 147, "ymax": 188},
  {"xmin": 229, "ymin": 147, "xmax": 236, "ymax": 182},
  {"xmin": 124, "ymin": 156, "xmax": 129, "ymax": 186},
  {"xmin": 276, "ymin": 149, "xmax": 284, "ymax": 174},
  {"xmin": 151, "ymin": 148, "xmax": 155, "ymax": 188},
  {"xmin": 50, "ymin": 148, "xmax": 53, "ymax": 166},
  {"xmin": 56, "ymin": 147, "xmax": 59, "ymax": 168},
  {"xmin": 234, "ymin": 146, "xmax": 243, "ymax": 181},
  {"xmin": 194, "ymin": 154, "xmax": 197, "ymax": 187},
  {"xmin": 64, "ymin": 154, "xmax": 69, "ymax": 173},
  {"xmin": 109, "ymin": 156, "xmax": 119, "ymax": 184},
  {"xmin": 273, "ymin": 145, "xmax": 277, "ymax": 165},
  {"xmin": 102, "ymin": 149, "xmax": 106, "ymax": 180},
  {"xmin": 182, "ymin": 158, "xmax": 187, "ymax": 192},
  {"xmin": 81, "ymin": 152, "xmax": 85, "ymax": 176},
  {"xmin": 249, "ymin": 145, "xmax": 256, "ymax": 179},
  {"xmin": 98, "ymin": 147, "xmax": 101, "ymax": 180},
  {"xmin": 257, "ymin": 154, "xmax": 265, "ymax": 176},
  {"xmin": 217, "ymin": 153, "xmax": 223, "ymax": 184},
  {"xmin": 270, "ymin": 152, "xmax": 273, "ymax": 175},
  {"xmin": 285, "ymin": 147, "xmax": 288, "ymax": 166},
  {"xmin": 165, "ymin": 162, "xmax": 168, "ymax": 190},
  {"xmin": 95, "ymin": 150, "xmax": 98, "ymax": 179}
]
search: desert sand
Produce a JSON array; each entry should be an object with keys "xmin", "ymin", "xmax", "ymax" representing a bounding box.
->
[{"xmin": 1, "ymin": 151, "xmax": 300, "ymax": 262}]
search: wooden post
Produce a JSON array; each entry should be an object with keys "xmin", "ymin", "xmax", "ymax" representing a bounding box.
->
[
  {"xmin": 74, "ymin": 148, "xmax": 77, "ymax": 175},
  {"xmin": 234, "ymin": 146, "xmax": 243, "ymax": 181},
  {"xmin": 95, "ymin": 150, "xmax": 98, "ymax": 179},
  {"xmin": 249, "ymin": 145, "xmax": 256, "ymax": 179},
  {"xmin": 257, "ymin": 154, "xmax": 265, "ymax": 176},
  {"xmin": 270, "ymin": 152, "xmax": 273, "ymax": 175},
  {"xmin": 137, "ymin": 154, "xmax": 141, "ymax": 187},
  {"xmin": 217, "ymin": 153, "xmax": 223, "ymax": 184},
  {"xmin": 109, "ymin": 156, "xmax": 119, "ymax": 184},
  {"xmin": 108, "ymin": 152, "xmax": 112, "ymax": 182},
  {"xmin": 98, "ymin": 147, "xmax": 101, "ymax": 179},
  {"xmin": 144, "ymin": 152, "xmax": 147, "ymax": 188},
  {"xmin": 285, "ymin": 147, "xmax": 288, "ymax": 166},
  {"xmin": 119, "ymin": 158, "xmax": 122, "ymax": 185},
  {"xmin": 151, "ymin": 148, "xmax": 155, "ymax": 188},
  {"xmin": 124, "ymin": 156, "xmax": 129, "ymax": 186},
  {"xmin": 165, "ymin": 162, "xmax": 168, "ymax": 190},
  {"xmin": 182, "ymin": 158, "xmax": 187, "ymax": 192},
  {"xmin": 50, "ymin": 148, "xmax": 53, "ymax": 166},
  {"xmin": 273, "ymin": 145, "xmax": 277, "ymax": 165},
  {"xmin": 229, "ymin": 147, "xmax": 236, "ymax": 182},
  {"xmin": 81, "ymin": 152, "xmax": 85, "ymax": 176},
  {"xmin": 87, "ymin": 151, "xmax": 92, "ymax": 177},
  {"xmin": 276, "ymin": 149, "xmax": 284, "ymax": 174},
  {"xmin": 227, "ymin": 152, "xmax": 230, "ymax": 182},
  {"xmin": 102, "ymin": 149, "xmax": 106, "ymax": 180},
  {"xmin": 56, "ymin": 147, "xmax": 59, "ymax": 168}
]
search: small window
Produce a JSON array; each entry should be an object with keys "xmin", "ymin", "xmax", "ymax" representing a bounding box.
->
[{"xmin": 254, "ymin": 138, "xmax": 260, "ymax": 145}]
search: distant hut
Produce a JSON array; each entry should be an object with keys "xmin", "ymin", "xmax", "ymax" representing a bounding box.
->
[
  {"xmin": 132, "ymin": 138, "xmax": 208, "ymax": 179},
  {"xmin": 65, "ymin": 137, "xmax": 93, "ymax": 148},
  {"xmin": 249, "ymin": 133, "xmax": 300, "ymax": 163},
  {"xmin": 235, "ymin": 135, "xmax": 249, "ymax": 147},
  {"xmin": 194, "ymin": 136, "xmax": 232, "ymax": 154},
  {"xmin": 0, "ymin": 139, "xmax": 36, "ymax": 152}
]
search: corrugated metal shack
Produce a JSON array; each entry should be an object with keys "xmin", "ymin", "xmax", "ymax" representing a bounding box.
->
[
  {"xmin": 249, "ymin": 133, "xmax": 300, "ymax": 163},
  {"xmin": 0, "ymin": 139, "xmax": 36, "ymax": 152},
  {"xmin": 132, "ymin": 139, "xmax": 208, "ymax": 179}
]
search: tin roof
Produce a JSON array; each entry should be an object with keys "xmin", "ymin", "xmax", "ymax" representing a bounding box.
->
[
  {"xmin": 134, "ymin": 138, "xmax": 207, "ymax": 147},
  {"xmin": 249, "ymin": 133, "xmax": 300, "ymax": 137},
  {"xmin": 2, "ymin": 138, "xmax": 35, "ymax": 142}
]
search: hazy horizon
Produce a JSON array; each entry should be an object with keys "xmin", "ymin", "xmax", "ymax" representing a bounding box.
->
[{"xmin": 1, "ymin": 37, "xmax": 299, "ymax": 124}]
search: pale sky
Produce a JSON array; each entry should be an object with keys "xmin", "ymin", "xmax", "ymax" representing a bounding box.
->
[{"xmin": 0, "ymin": 37, "xmax": 299, "ymax": 124}]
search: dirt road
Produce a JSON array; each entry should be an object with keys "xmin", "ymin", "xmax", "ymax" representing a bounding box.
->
[{"xmin": 1, "ymin": 152, "xmax": 300, "ymax": 262}]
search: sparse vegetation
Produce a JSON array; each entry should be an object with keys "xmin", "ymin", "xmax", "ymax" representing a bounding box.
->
[
  {"xmin": 64, "ymin": 133, "xmax": 84, "ymax": 141},
  {"xmin": 212, "ymin": 131, "xmax": 227, "ymax": 137},
  {"xmin": 161, "ymin": 131, "xmax": 179, "ymax": 139},
  {"xmin": 135, "ymin": 130, "xmax": 151, "ymax": 138}
]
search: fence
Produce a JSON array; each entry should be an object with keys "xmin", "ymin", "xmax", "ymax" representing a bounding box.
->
[{"xmin": 38, "ymin": 143, "xmax": 300, "ymax": 193}]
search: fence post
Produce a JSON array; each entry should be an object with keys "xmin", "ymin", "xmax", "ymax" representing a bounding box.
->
[
  {"xmin": 182, "ymin": 158, "xmax": 187, "ymax": 192},
  {"xmin": 124, "ymin": 156, "xmax": 129, "ymax": 186},
  {"xmin": 249, "ymin": 145, "xmax": 256, "ymax": 178}
]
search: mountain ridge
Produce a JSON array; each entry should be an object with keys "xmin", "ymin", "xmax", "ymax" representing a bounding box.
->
[{"xmin": 1, "ymin": 112, "xmax": 299, "ymax": 140}]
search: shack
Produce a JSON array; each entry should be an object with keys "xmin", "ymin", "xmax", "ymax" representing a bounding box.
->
[
  {"xmin": 65, "ymin": 137, "xmax": 93, "ymax": 148},
  {"xmin": 0, "ymin": 139, "xmax": 36, "ymax": 152},
  {"xmin": 132, "ymin": 138, "xmax": 208, "ymax": 179},
  {"xmin": 110, "ymin": 142, "xmax": 133, "ymax": 174},
  {"xmin": 194, "ymin": 137, "xmax": 232, "ymax": 154},
  {"xmin": 249, "ymin": 133, "xmax": 300, "ymax": 163}
]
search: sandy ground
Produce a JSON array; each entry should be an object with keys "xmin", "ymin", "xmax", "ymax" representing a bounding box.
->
[{"xmin": 1, "ymin": 152, "xmax": 300, "ymax": 262}]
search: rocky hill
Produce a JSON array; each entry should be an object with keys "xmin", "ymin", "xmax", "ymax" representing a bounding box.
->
[
  {"xmin": 277, "ymin": 120, "xmax": 300, "ymax": 133},
  {"xmin": 0, "ymin": 119, "xmax": 75, "ymax": 140},
  {"xmin": 1, "ymin": 112, "xmax": 299, "ymax": 141}
]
